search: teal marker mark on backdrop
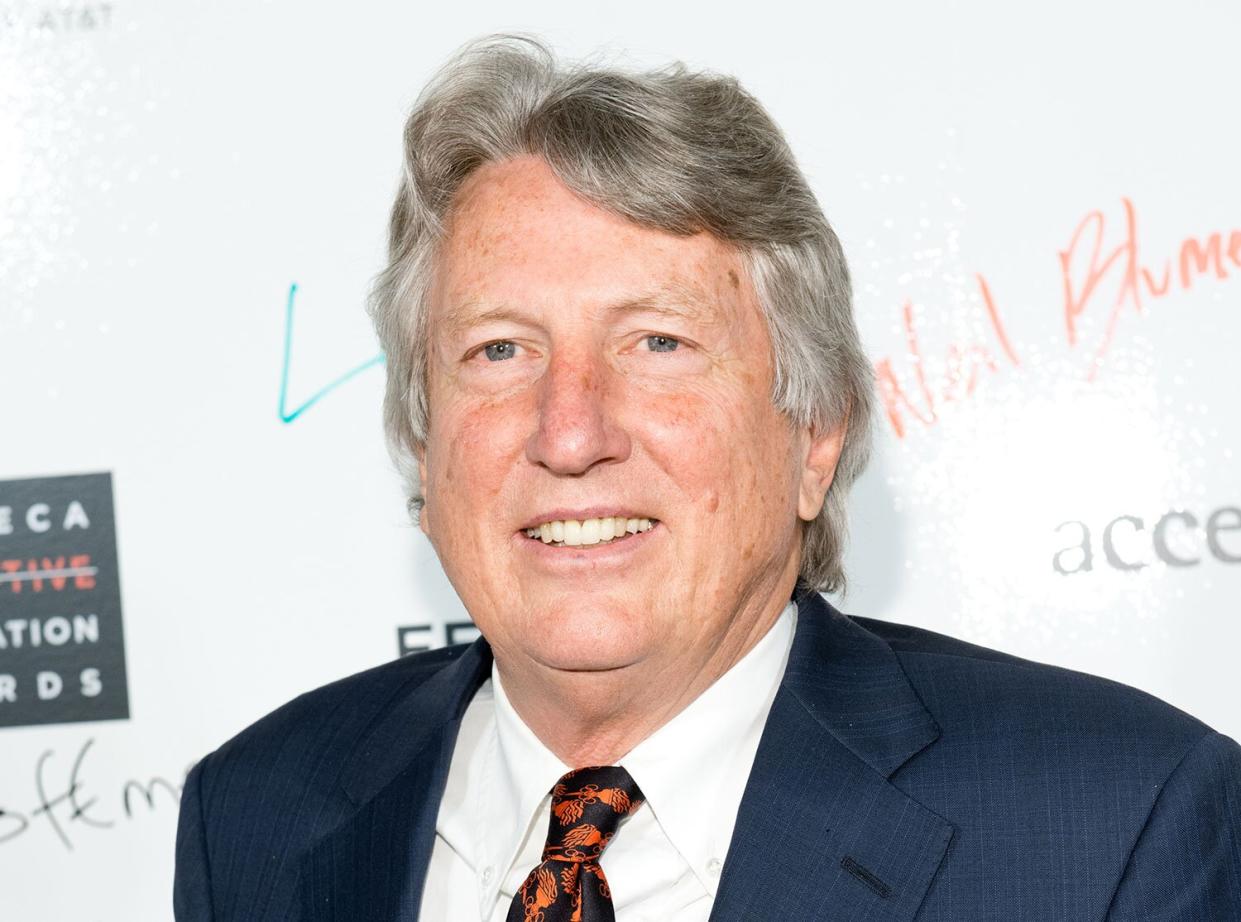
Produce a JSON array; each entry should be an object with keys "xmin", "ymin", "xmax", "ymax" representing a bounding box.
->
[{"xmin": 278, "ymin": 282, "xmax": 386, "ymax": 423}]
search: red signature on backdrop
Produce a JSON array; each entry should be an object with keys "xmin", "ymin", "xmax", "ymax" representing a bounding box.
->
[{"xmin": 874, "ymin": 198, "xmax": 1241, "ymax": 439}]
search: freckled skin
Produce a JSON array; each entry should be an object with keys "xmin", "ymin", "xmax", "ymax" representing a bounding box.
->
[{"xmin": 416, "ymin": 155, "xmax": 846, "ymax": 764}]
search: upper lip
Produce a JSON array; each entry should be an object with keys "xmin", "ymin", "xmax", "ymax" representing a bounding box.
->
[{"xmin": 518, "ymin": 508, "xmax": 659, "ymax": 531}]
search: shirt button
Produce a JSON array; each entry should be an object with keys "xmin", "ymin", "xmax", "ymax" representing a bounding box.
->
[
  {"xmin": 481, "ymin": 866, "xmax": 494, "ymax": 885},
  {"xmin": 706, "ymin": 857, "xmax": 723, "ymax": 876}
]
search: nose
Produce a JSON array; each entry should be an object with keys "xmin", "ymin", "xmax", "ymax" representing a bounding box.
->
[{"xmin": 525, "ymin": 347, "xmax": 632, "ymax": 475}]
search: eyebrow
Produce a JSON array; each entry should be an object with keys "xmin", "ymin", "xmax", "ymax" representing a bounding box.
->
[
  {"xmin": 604, "ymin": 284, "xmax": 718, "ymax": 324},
  {"xmin": 437, "ymin": 302, "xmax": 526, "ymax": 340},
  {"xmin": 438, "ymin": 282, "xmax": 719, "ymax": 340}
]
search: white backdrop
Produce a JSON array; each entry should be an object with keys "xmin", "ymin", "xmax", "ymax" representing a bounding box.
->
[{"xmin": 1, "ymin": 2, "xmax": 1239, "ymax": 918}]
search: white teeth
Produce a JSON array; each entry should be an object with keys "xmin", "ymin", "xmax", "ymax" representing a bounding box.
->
[{"xmin": 524, "ymin": 516, "xmax": 656, "ymax": 547}]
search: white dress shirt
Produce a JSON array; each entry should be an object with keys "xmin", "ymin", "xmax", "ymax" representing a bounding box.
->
[{"xmin": 418, "ymin": 600, "xmax": 797, "ymax": 922}]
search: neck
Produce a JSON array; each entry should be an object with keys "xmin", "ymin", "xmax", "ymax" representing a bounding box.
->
[{"xmin": 493, "ymin": 571, "xmax": 799, "ymax": 767}]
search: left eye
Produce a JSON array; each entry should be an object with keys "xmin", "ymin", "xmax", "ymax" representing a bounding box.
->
[
  {"xmin": 645, "ymin": 335, "xmax": 680, "ymax": 353},
  {"xmin": 481, "ymin": 341, "xmax": 518, "ymax": 361}
]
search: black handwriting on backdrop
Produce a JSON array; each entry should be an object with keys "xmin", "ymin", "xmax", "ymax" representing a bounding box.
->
[{"xmin": 0, "ymin": 738, "xmax": 189, "ymax": 850}]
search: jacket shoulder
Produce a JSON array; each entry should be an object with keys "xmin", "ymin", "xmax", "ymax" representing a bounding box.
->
[
  {"xmin": 178, "ymin": 644, "xmax": 476, "ymax": 918},
  {"xmin": 844, "ymin": 616, "xmax": 1239, "ymax": 916},
  {"xmin": 194, "ymin": 644, "xmax": 473, "ymax": 817},
  {"xmin": 851, "ymin": 614, "xmax": 1213, "ymax": 754}
]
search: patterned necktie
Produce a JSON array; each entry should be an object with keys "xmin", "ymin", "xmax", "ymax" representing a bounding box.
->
[{"xmin": 506, "ymin": 765, "xmax": 645, "ymax": 922}]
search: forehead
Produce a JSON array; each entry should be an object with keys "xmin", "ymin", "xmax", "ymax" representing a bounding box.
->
[{"xmin": 430, "ymin": 155, "xmax": 753, "ymax": 328}]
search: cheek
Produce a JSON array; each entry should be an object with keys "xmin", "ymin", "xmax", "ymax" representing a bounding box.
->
[
  {"xmin": 637, "ymin": 386, "xmax": 793, "ymax": 523},
  {"xmin": 429, "ymin": 396, "xmax": 525, "ymax": 513}
]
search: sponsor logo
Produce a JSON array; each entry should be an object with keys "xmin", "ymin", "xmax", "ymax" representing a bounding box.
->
[
  {"xmin": 0, "ymin": 737, "xmax": 187, "ymax": 850},
  {"xmin": 1054, "ymin": 504, "xmax": 1241, "ymax": 573},
  {"xmin": 0, "ymin": 2, "xmax": 114, "ymax": 35},
  {"xmin": 397, "ymin": 620, "xmax": 480, "ymax": 656},
  {"xmin": 0, "ymin": 473, "xmax": 129, "ymax": 728}
]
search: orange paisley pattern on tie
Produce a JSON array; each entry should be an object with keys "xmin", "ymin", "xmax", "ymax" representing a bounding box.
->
[{"xmin": 507, "ymin": 766, "xmax": 644, "ymax": 922}]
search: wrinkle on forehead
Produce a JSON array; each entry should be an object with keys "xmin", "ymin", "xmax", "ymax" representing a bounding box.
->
[
  {"xmin": 437, "ymin": 155, "xmax": 753, "ymax": 306},
  {"xmin": 437, "ymin": 277, "xmax": 731, "ymax": 342}
]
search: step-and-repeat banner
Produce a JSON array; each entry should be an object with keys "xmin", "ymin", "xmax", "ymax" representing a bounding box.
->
[{"xmin": 2, "ymin": 2, "xmax": 1238, "ymax": 918}]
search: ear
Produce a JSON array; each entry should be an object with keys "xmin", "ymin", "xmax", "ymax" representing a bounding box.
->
[
  {"xmin": 415, "ymin": 443, "xmax": 431, "ymax": 537},
  {"xmin": 797, "ymin": 415, "xmax": 848, "ymax": 522}
]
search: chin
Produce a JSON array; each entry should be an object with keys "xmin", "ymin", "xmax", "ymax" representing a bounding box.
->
[
  {"xmin": 523, "ymin": 610, "xmax": 653, "ymax": 673},
  {"xmin": 531, "ymin": 646, "xmax": 647, "ymax": 674}
]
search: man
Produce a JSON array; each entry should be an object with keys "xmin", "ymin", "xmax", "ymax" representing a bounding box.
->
[{"xmin": 174, "ymin": 35, "xmax": 1241, "ymax": 921}]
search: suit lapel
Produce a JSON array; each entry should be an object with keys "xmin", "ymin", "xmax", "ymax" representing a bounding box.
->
[
  {"xmin": 301, "ymin": 640, "xmax": 492, "ymax": 922},
  {"xmin": 709, "ymin": 590, "xmax": 954, "ymax": 921},
  {"xmin": 297, "ymin": 589, "xmax": 953, "ymax": 921}
]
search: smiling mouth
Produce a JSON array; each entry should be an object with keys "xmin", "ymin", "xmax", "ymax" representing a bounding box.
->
[{"xmin": 522, "ymin": 516, "xmax": 658, "ymax": 548}]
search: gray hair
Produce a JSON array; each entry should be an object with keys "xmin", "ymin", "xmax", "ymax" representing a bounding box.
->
[{"xmin": 368, "ymin": 34, "xmax": 874, "ymax": 594}]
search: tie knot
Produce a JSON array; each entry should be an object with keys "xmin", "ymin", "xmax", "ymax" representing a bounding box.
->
[{"xmin": 542, "ymin": 765, "xmax": 644, "ymax": 863}]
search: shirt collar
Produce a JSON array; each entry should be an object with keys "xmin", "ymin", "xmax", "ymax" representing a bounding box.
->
[
  {"xmin": 620, "ymin": 600, "xmax": 796, "ymax": 892},
  {"xmin": 491, "ymin": 659, "xmax": 573, "ymax": 871},
  {"xmin": 490, "ymin": 598, "xmax": 797, "ymax": 895}
]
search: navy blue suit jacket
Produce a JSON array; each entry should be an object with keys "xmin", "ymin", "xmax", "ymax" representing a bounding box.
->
[{"xmin": 174, "ymin": 589, "xmax": 1241, "ymax": 920}]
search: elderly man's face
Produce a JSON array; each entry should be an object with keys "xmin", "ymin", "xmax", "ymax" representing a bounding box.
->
[{"xmin": 418, "ymin": 156, "xmax": 844, "ymax": 680}]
